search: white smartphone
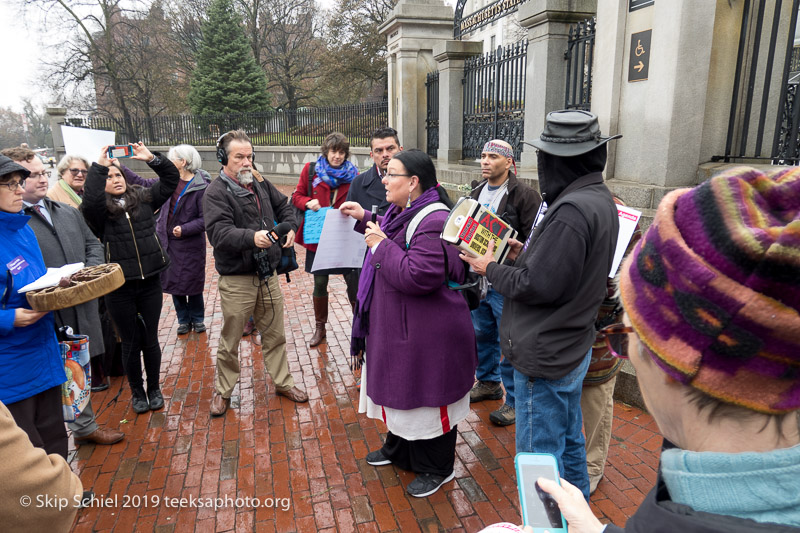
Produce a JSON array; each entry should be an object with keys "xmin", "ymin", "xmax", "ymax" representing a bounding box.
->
[{"xmin": 514, "ymin": 453, "xmax": 566, "ymax": 533}]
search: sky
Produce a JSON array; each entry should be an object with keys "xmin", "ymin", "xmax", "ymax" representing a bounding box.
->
[{"xmin": 0, "ymin": 2, "xmax": 43, "ymax": 111}]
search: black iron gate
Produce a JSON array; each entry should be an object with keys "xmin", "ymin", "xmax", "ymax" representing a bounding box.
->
[
  {"xmin": 462, "ymin": 42, "xmax": 527, "ymax": 160},
  {"xmin": 565, "ymin": 17, "xmax": 596, "ymax": 111},
  {"xmin": 713, "ymin": 0, "xmax": 800, "ymax": 164},
  {"xmin": 426, "ymin": 71, "xmax": 440, "ymax": 158}
]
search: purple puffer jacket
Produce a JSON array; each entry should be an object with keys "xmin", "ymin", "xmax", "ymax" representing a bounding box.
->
[{"xmin": 122, "ymin": 166, "xmax": 210, "ymax": 296}]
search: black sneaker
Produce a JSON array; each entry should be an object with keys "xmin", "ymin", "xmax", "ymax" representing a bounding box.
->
[
  {"xmin": 148, "ymin": 388, "xmax": 164, "ymax": 410},
  {"xmin": 192, "ymin": 322, "xmax": 206, "ymax": 333},
  {"xmin": 406, "ymin": 472, "xmax": 455, "ymax": 498},
  {"xmin": 365, "ymin": 449, "xmax": 392, "ymax": 466},
  {"xmin": 131, "ymin": 387, "xmax": 150, "ymax": 414},
  {"xmin": 177, "ymin": 323, "xmax": 191, "ymax": 335}
]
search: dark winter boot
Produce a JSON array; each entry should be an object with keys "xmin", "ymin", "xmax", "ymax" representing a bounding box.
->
[{"xmin": 309, "ymin": 296, "xmax": 329, "ymax": 347}]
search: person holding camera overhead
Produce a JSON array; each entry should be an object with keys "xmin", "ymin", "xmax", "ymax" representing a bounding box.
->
[
  {"xmin": 203, "ymin": 130, "xmax": 308, "ymax": 417},
  {"xmin": 81, "ymin": 142, "xmax": 179, "ymax": 415},
  {"xmin": 118, "ymin": 144, "xmax": 211, "ymax": 336},
  {"xmin": 291, "ymin": 132, "xmax": 359, "ymax": 347}
]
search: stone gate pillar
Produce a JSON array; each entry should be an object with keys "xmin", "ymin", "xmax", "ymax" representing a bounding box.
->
[
  {"xmin": 433, "ymin": 40, "xmax": 483, "ymax": 162},
  {"xmin": 518, "ymin": 0, "xmax": 597, "ymax": 167},
  {"xmin": 379, "ymin": 0, "xmax": 454, "ymax": 150},
  {"xmin": 47, "ymin": 106, "xmax": 67, "ymax": 160}
]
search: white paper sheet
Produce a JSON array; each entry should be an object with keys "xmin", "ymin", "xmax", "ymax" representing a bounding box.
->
[
  {"xmin": 19, "ymin": 263, "xmax": 85, "ymax": 293},
  {"xmin": 609, "ymin": 204, "xmax": 642, "ymax": 278},
  {"xmin": 61, "ymin": 125, "xmax": 116, "ymax": 163},
  {"xmin": 310, "ymin": 210, "xmax": 367, "ymax": 272}
]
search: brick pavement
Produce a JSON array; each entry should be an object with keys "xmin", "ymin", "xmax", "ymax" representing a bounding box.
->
[{"xmin": 69, "ymin": 185, "xmax": 663, "ymax": 532}]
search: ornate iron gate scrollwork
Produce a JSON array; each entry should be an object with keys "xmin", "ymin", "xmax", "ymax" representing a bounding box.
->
[
  {"xmin": 425, "ymin": 71, "xmax": 440, "ymax": 158},
  {"xmin": 462, "ymin": 42, "xmax": 527, "ymax": 161}
]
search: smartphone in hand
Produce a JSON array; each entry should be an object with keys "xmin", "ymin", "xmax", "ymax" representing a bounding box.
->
[
  {"xmin": 107, "ymin": 144, "xmax": 135, "ymax": 158},
  {"xmin": 515, "ymin": 453, "xmax": 566, "ymax": 533}
]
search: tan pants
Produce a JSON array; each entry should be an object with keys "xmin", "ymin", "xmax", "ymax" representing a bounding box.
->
[
  {"xmin": 581, "ymin": 375, "xmax": 617, "ymax": 493},
  {"xmin": 216, "ymin": 274, "xmax": 294, "ymax": 397}
]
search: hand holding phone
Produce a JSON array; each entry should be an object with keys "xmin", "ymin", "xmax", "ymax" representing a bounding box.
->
[
  {"xmin": 515, "ymin": 453, "xmax": 566, "ymax": 533},
  {"xmin": 107, "ymin": 144, "xmax": 135, "ymax": 158},
  {"xmin": 534, "ymin": 478, "xmax": 605, "ymax": 533}
]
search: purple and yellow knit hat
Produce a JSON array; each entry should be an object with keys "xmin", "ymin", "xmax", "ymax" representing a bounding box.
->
[{"xmin": 620, "ymin": 166, "xmax": 800, "ymax": 414}]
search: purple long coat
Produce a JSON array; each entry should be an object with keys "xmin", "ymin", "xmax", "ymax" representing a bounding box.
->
[
  {"xmin": 122, "ymin": 166, "xmax": 210, "ymax": 296},
  {"xmin": 354, "ymin": 209, "xmax": 478, "ymax": 410}
]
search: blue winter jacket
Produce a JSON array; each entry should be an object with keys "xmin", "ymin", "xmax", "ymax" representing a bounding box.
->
[{"xmin": 0, "ymin": 210, "xmax": 65, "ymax": 405}]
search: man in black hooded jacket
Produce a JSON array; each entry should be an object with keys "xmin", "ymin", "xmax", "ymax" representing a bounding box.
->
[{"xmin": 462, "ymin": 110, "xmax": 620, "ymax": 500}]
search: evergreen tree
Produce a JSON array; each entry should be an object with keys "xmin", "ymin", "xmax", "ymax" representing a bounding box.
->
[{"xmin": 188, "ymin": 0, "xmax": 270, "ymax": 114}]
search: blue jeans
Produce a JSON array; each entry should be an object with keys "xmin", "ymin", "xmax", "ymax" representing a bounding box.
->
[
  {"xmin": 514, "ymin": 348, "xmax": 591, "ymax": 501},
  {"xmin": 471, "ymin": 287, "xmax": 515, "ymax": 407},
  {"xmin": 173, "ymin": 294, "xmax": 205, "ymax": 325}
]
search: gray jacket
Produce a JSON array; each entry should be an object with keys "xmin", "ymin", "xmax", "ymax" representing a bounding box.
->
[{"xmin": 26, "ymin": 198, "xmax": 105, "ymax": 357}]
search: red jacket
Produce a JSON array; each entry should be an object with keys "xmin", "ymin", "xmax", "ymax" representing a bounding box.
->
[{"xmin": 291, "ymin": 162, "xmax": 351, "ymax": 252}]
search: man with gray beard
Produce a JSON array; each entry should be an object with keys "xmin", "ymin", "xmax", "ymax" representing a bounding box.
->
[{"xmin": 203, "ymin": 130, "xmax": 308, "ymax": 417}]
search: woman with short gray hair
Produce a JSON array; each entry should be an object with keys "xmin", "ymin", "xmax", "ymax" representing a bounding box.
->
[{"xmin": 49, "ymin": 154, "xmax": 90, "ymax": 208}]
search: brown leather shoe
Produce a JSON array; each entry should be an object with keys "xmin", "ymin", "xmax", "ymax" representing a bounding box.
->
[
  {"xmin": 276, "ymin": 386, "xmax": 308, "ymax": 403},
  {"xmin": 210, "ymin": 392, "xmax": 230, "ymax": 416},
  {"xmin": 74, "ymin": 427, "xmax": 125, "ymax": 445}
]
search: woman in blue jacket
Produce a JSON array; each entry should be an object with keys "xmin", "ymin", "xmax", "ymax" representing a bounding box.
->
[{"xmin": 0, "ymin": 155, "xmax": 67, "ymax": 458}]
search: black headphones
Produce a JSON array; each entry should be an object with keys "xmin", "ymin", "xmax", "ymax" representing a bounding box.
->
[{"xmin": 216, "ymin": 132, "xmax": 230, "ymax": 166}]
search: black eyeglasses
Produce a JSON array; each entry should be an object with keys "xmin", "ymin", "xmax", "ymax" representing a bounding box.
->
[
  {"xmin": 68, "ymin": 168, "xmax": 88, "ymax": 176},
  {"xmin": 29, "ymin": 170, "xmax": 51, "ymax": 179},
  {"xmin": 385, "ymin": 173, "xmax": 411, "ymax": 180},
  {"xmin": 596, "ymin": 323, "xmax": 637, "ymax": 359},
  {"xmin": 0, "ymin": 179, "xmax": 26, "ymax": 192}
]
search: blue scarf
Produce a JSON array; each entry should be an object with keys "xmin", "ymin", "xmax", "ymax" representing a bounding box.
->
[
  {"xmin": 350, "ymin": 186, "xmax": 443, "ymax": 362},
  {"xmin": 660, "ymin": 444, "xmax": 800, "ymax": 526},
  {"xmin": 314, "ymin": 155, "xmax": 358, "ymax": 189}
]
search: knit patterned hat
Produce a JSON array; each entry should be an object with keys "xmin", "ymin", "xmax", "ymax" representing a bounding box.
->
[{"xmin": 619, "ymin": 166, "xmax": 800, "ymax": 414}]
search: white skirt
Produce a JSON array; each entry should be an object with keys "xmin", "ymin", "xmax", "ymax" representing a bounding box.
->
[{"xmin": 358, "ymin": 360, "xmax": 470, "ymax": 441}]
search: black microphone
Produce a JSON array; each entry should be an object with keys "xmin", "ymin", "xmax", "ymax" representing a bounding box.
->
[
  {"xmin": 254, "ymin": 222, "xmax": 292, "ymax": 282},
  {"xmin": 266, "ymin": 221, "xmax": 292, "ymax": 244}
]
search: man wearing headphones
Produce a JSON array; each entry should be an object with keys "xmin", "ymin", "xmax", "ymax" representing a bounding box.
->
[{"xmin": 203, "ymin": 130, "xmax": 308, "ymax": 416}]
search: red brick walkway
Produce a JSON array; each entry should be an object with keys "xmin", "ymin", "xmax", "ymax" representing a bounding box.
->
[{"xmin": 69, "ymin": 186, "xmax": 662, "ymax": 532}]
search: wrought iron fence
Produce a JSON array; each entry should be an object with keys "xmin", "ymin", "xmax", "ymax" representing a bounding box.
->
[
  {"xmin": 565, "ymin": 17, "xmax": 596, "ymax": 111},
  {"xmin": 425, "ymin": 71, "xmax": 440, "ymax": 158},
  {"xmin": 462, "ymin": 42, "xmax": 527, "ymax": 161},
  {"xmin": 776, "ymin": 81, "xmax": 800, "ymax": 163},
  {"xmin": 713, "ymin": 0, "xmax": 800, "ymax": 164},
  {"xmin": 63, "ymin": 101, "xmax": 389, "ymax": 148},
  {"xmin": 791, "ymin": 46, "xmax": 800, "ymax": 72}
]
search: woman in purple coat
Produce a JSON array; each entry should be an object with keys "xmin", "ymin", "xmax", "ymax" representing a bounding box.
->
[
  {"xmin": 340, "ymin": 149, "xmax": 477, "ymax": 498},
  {"xmin": 121, "ymin": 144, "xmax": 210, "ymax": 334}
]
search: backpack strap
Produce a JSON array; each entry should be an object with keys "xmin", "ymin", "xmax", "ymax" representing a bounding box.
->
[
  {"xmin": 405, "ymin": 202, "xmax": 449, "ymax": 249},
  {"xmin": 307, "ymin": 162, "xmax": 315, "ymax": 196}
]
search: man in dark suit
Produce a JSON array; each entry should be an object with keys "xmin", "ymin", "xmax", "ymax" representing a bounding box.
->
[
  {"xmin": 3, "ymin": 146, "xmax": 124, "ymax": 446},
  {"xmin": 343, "ymin": 127, "xmax": 402, "ymax": 304},
  {"xmin": 346, "ymin": 126, "xmax": 401, "ymax": 217}
]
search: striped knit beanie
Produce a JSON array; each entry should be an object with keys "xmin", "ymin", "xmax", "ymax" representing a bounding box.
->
[{"xmin": 619, "ymin": 166, "xmax": 800, "ymax": 414}]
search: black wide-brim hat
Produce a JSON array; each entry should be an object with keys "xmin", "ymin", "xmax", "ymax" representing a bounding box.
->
[
  {"xmin": 525, "ymin": 110, "xmax": 622, "ymax": 157},
  {"xmin": 0, "ymin": 155, "xmax": 30, "ymax": 179}
]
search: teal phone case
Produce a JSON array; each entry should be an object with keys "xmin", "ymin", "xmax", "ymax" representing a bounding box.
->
[{"xmin": 514, "ymin": 452, "xmax": 567, "ymax": 533}]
